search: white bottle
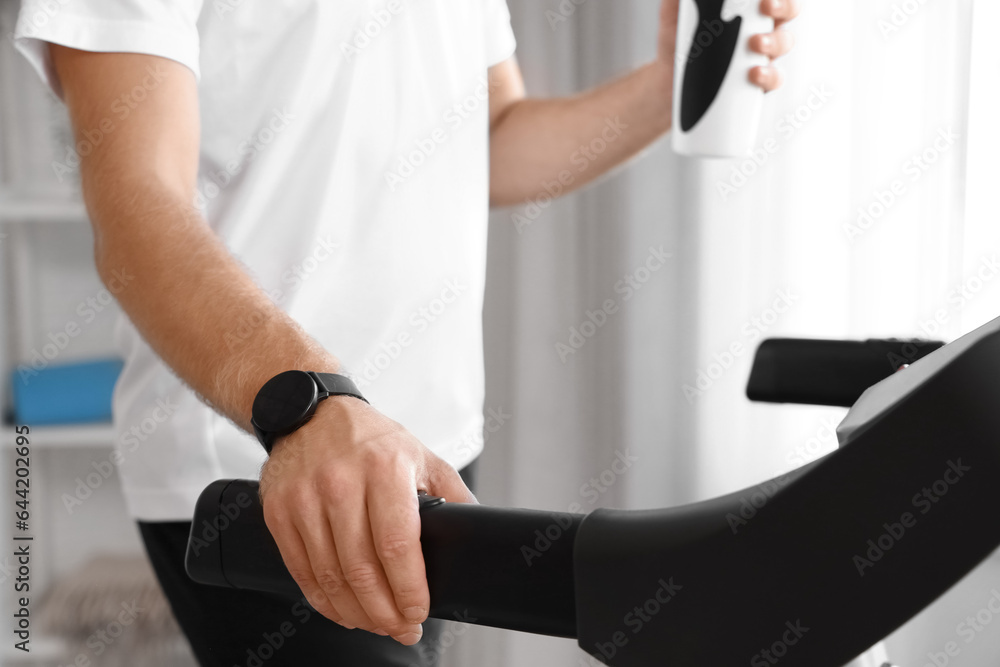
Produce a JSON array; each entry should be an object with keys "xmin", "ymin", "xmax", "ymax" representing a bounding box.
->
[{"xmin": 671, "ymin": 0, "xmax": 774, "ymax": 158}]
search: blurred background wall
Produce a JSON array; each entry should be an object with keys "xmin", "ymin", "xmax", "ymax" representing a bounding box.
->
[
  {"xmin": 469, "ymin": 0, "xmax": 1000, "ymax": 665},
  {"xmin": 1, "ymin": 0, "xmax": 999, "ymax": 666}
]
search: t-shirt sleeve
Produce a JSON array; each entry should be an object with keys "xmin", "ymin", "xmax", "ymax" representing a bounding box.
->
[
  {"xmin": 484, "ymin": 0, "xmax": 516, "ymax": 66},
  {"xmin": 13, "ymin": 0, "xmax": 204, "ymax": 100}
]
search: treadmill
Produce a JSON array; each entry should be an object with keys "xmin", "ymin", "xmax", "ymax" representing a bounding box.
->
[{"xmin": 185, "ymin": 315, "xmax": 1000, "ymax": 666}]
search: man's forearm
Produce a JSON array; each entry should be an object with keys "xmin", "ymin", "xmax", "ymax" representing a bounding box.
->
[
  {"xmin": 93, "ymin": 183, "xmax": 339, "ymax": 434},
  {"xmin": 489, "ymin": 60, "xmax": 673, "ymax": 207}
]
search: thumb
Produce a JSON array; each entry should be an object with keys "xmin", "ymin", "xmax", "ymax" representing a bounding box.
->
[{"xmin": 426, "ymin": 461, "xmax": 478, "ymax": 505}]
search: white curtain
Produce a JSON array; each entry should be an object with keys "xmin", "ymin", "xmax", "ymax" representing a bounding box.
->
[{"xmin": 449, "ymin": 0, "xmax": 1000, "ymax": 666}]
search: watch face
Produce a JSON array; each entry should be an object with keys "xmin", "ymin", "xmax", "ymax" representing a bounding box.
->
[{"xmin": 252, "ymin": 370, "xmax": 319, "ymax": 434}]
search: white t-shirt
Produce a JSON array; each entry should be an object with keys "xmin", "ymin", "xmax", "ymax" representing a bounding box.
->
[{"xmin": 14, "ymin": 0, "xmax": 516, "ymax": 520}]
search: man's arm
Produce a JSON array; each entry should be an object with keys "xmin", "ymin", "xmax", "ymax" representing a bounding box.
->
[
  {"xmin": 51, "ymin": 45, "xmax": 472, "ymax": 645},
  {"xmin": 488, "ymin": 0, "xmax": 799, "ymax": 207},
  {"xmin": 53, "ymin": 47, "xmax": 327, "ymax": 429}
]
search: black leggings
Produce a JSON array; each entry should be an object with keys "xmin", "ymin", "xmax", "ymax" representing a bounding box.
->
[{"xmin": 138, "ymin": 462, "xmax": 477, "ymax": 667}]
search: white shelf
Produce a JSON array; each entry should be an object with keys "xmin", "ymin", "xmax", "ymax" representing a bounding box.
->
[
  {"xmin": 2, "ymin": 423, "xmax": 114, "ymax": 448},
  {"xmin": 1, "ymin": 633, "xmax": 68, "ymax": 662},
  {"xmin": 2, "ymin": 634, "xmax": 195, "ymax": 666},
  {"xmin": 0, "ymin": 195, "xmax": 87, "ymax": 223}
]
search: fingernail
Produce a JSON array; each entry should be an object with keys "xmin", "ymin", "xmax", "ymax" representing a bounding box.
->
[
  {"xmin": 373, "ymin": 628, "xmax": 389, "ymax": 637},
  {"xmin": 394, "ymin": 627, "xmax": 423, "ymax": 645},
  {"xmin": 759, "ymin": 35, "xmax": 773, "ymax": 51},
  {"xmin": 771, "ymin": 0, "xmax": 784, "ymax": 12},
  {"xmin": 403, "ymin": 607, "xmax": 427, "ymax": 624}
]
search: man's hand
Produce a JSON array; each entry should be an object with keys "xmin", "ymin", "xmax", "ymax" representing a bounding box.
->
[
  {"xmin": 489, "ymin": 0, "xmax": 801, "ymax": 205},
  {"xmin": 658, "ymin": 0, "xmax": 800, "ymax": 93},
  {"xmin": 49, "ymin": 44, "xmax": 475, "ymax": 648},
  {"xmin": 258, "ymin": 396, "xmax": 476, "ymax": 645}
]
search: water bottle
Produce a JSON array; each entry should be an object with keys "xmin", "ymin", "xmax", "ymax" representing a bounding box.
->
[{"xmin": 672, "ymin": 0, "xmax": 774, "ymax": 157}]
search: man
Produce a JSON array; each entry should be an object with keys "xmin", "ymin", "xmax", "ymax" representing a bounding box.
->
[{"xmin": 14, "ymin": 0, "xmax": 796, "ymax": 664}]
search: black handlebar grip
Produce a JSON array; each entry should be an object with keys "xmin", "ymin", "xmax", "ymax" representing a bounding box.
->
[
  {"xmin": 747, "ymin": 338, "xmax": 944, "ymax": 406},
  {"xmin": 184, "ymin": 318, "xmax": 1000, "ymax": 666},
  {"xmin": 185, "ymin": 482, "xmax": 582, "ymax": 637}
]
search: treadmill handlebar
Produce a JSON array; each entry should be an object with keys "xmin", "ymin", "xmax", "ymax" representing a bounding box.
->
[
  {"xmin": 186, "ymin": 480, "xmax": 581, "ymax": 637},
  {"xmin": 747, "ymin": 337, "xmax": 944, "ymax": 407},
  {"xmin": 186, "ymin": 316, "xmax": 1000, "ymax": 667}
]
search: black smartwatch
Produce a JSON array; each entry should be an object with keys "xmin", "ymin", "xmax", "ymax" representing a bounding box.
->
[{"xmin": 251, "ymin": 370, "xmax": 368, "ymax": 454}]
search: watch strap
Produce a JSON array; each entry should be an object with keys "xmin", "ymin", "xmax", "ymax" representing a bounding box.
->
[{"xmin": 311, "ymin": 372, "xmax": 369, "ymax": 404}]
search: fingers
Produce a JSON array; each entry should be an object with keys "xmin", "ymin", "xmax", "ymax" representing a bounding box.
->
[
  {"xmin": 429, "ymin": 460, "xmax": 477, "ymax": 505},
  {"xmin": 327, "ymin": 473, "xmax": 424, "ymax": 644},
  {"xmin": 368, "ymin": 466, "xmax": 431, "ymax": 627},
  {"xmin": 292, "ymin": 503, "xmax": 375, "ymax": 629},
  {"xmin": 749, "ymin": 0, "xmax": 796, "ymax": 93},
  {"xmin": 759, "ymin": 0, "xmax": 800, "ymax": 26},
  {"xmin": 749, "ymin": 65, "xmax": 784, "ymax": 93},
  {"xmin": 749, "ymin": 29, "xmax": 795, "ymax": 60},
  {"xmin": 263, "ymin": 500, "xmax": 344, "ymax": 624}
]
